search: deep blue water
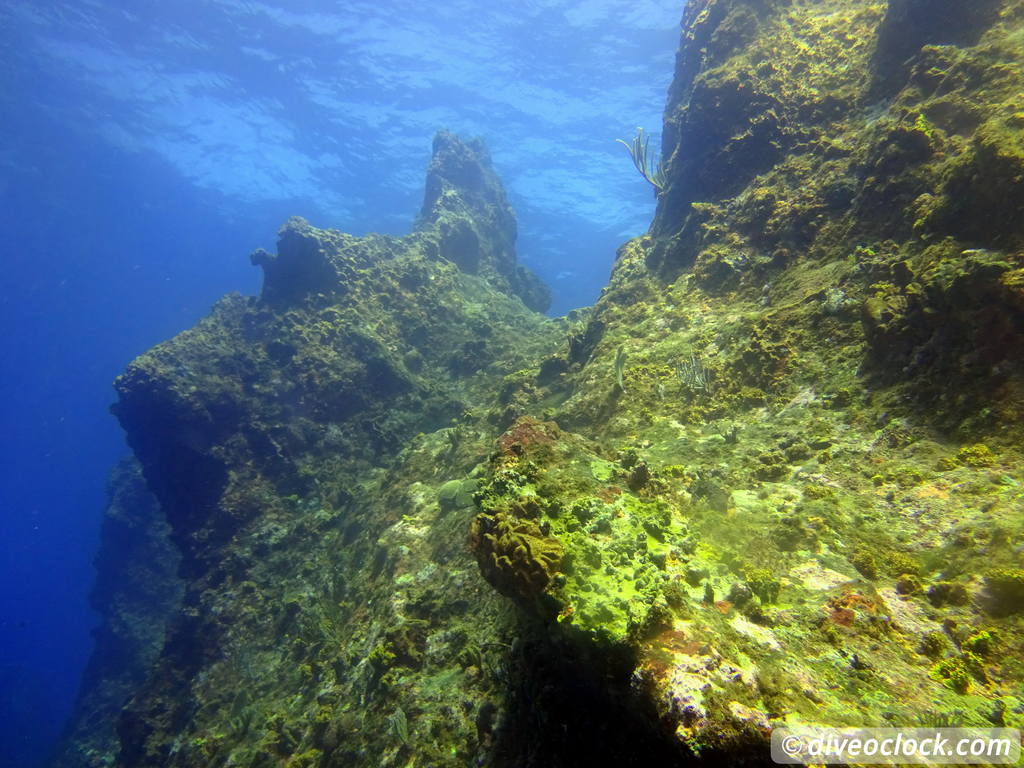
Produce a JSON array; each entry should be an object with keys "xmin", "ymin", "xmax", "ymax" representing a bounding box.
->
[{"xmin": 0, "ymin": 2, "xmax": 681, "ymax": 765}]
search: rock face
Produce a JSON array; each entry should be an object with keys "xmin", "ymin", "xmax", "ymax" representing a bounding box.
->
[
  {"xmin": 648, "ymin": 0, "xmax": 1024, "ymax": 429},
  {"xmin": 87, "ymin": 132, "xmax": 564, "ymax": 768},
  {"xmin": 50, "ymin": 459, "xmax": 181, "ymax": 768},
  {"xmin": 418, "ymin": 131, "xmax": 551, "ymax": 313},
  {"xmin": 477, "ymin": 0, "xmax": 1024, "ymax": 759},
  {"xmin": 58, "ymin": 3, "xmax": 1024, "ymax": 767}
]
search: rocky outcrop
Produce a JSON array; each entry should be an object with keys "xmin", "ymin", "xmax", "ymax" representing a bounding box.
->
[
  {"xmin": 250, "ymin": 131, "xmax": 549, "ymax": 314},
  {"xmin": 99, "ymin": 134, "xmax": 562, "ymax": 767},
  {"xmin": 418, "ymin": 131, "xmax": 550, "ymax": 313},
  {"xmin": 640, "ymin": 0, "xmax": 1024, "ymax": 429}
]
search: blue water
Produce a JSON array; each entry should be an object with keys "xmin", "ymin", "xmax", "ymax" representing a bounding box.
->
[{"xmin": 0, "ymin": 2, "xmax": 680, "ymax": 765}]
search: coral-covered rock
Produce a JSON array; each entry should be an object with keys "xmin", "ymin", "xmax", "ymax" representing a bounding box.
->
[
  {"xmin": 418, "ymin": 130, "xmax": 550, "ymax": 312},
  {"xmin": 100, "ymin": 135, "xmax": 563, "ymax": 767},
  {"xmin": 470, "ymin": 510, "xmax": 563, "ymax": 604}
]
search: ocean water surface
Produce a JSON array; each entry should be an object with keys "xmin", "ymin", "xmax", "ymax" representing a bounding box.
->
[{"xmin": 0, "ymin": 1, "xmax": 682, "ymax": 765}]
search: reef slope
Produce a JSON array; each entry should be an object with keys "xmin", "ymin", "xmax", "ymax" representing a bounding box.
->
[
  {"xmin": 56, "ymin": 2, "xmax": 1024, "ymax": 766},
  {"xmin": 477, "ymin": 0, "xmax": 1024, "ymax": 760}
]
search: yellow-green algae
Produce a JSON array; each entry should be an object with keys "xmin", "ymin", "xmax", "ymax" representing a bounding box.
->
[{"xmin": 471, "ymin": 0, "xmax": 1024, "ymax": 757}]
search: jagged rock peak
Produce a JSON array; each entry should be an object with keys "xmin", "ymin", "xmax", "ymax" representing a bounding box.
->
[
  {"xmin": 249, "ymin": 131, "xmax": 550, "ymax": 313},
  {"xmin": 419, "ymin": 130, "xmax": 551, "ymax": 313},
  {"xmin": 419, "ymin": 130, "xmax": 512, "ymax": 229}
]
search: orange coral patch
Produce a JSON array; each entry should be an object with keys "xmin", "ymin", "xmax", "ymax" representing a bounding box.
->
[
  {"xmin": 829, "ymin": 607, "xmax": 856, "ymax": 626},
  {"xmin": 497, "ymin": 417, "xmax": 558, "ymax": 456}
]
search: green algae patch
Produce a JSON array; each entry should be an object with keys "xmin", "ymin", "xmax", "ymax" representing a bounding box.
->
[
  {"xmin": 589, "ymin": 458, "xmax": 616, "ymax": 483},
  {"xmin": 471, "ymin": 417, "xmax": 689, "ymax": 644}
]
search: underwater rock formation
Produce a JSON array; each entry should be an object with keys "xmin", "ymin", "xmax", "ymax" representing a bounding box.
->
[
  {"xmin": 418, "ymin": 130, "xmax": 551, "ymax": 313},
  {"xmin": 58, "ymin": 1, "xmax": 1024, "ymax": 766},
  {"xmin": 506, "ymin": 0, "xmax": 1024, "ymax": 759},
  {"xmin": 90, "ymin": 132, "xmax": 565, "ymax": 768},
  {"xmin": 646, "ymin": 0, "xmax": 1024, "ymax": 430},
  {"xmin": 50, "ymin": 459, "xmax": 181, "ymax": 768},
  {"xmin": 250, "ymin": 132, "xmax": 549, "ymax": 314}
]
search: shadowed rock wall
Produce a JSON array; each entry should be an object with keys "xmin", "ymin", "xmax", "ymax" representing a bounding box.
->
[{"xmin": 50, "ymin": 459, "xmax": 182, "ymax": 768}]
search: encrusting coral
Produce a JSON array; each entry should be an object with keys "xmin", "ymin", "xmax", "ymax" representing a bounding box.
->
[{"xmin": 470, "ymin": 509, "xmax": 563, "ymax": 603}]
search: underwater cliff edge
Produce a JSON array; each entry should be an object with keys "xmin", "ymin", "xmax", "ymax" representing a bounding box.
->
[
  {"xmin": 55, "ymin": 1, "xmax": 1024, "ymax": 766},
  {"xmin": 54, "ymin": 129, "xmax": 564, "ymax": 768}
]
